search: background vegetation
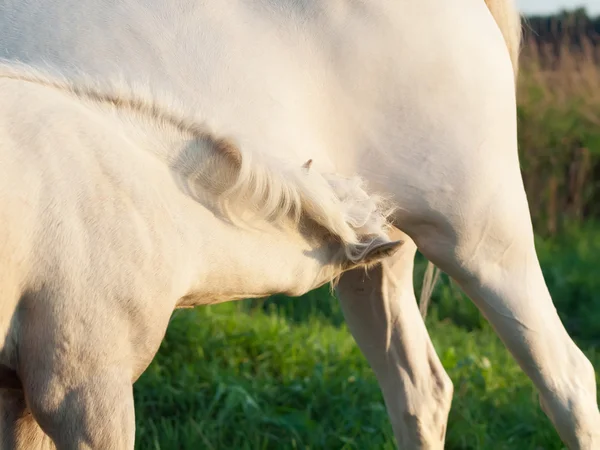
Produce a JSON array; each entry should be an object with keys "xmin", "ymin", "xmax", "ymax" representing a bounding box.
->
[{"xmin": 133, "ymin": 10, "xmax": 600, "ymax": 449}]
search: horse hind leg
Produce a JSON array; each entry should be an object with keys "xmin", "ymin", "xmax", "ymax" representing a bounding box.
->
[
  {"xmin": 0, "ymin": 388, "xmax": 54, "ymax": 450},
  {"xmin": 336, "ymin": 228, "xmax": 452, "ymax": 449},
  {"xmin": 404, "ymin": 155, "xmax": 600, "ymax": 449}
]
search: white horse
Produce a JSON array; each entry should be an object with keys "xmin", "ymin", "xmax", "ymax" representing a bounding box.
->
[
  {"xmin": 0, "ymin": 66, "xmax": 402, "ymax": 448},
  {"xmin": 1, "ymin": 0, "xmax": 599, "ymax": 448}
]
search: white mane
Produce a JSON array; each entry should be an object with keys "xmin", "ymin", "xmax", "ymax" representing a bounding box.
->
[{"xmin": 0, "ymin": 61, "xmax": 394, "ymax": 260}]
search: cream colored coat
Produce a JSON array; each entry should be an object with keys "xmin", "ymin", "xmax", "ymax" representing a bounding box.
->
[{"xmin": 0, "ymin": 0, "xmax": 598, "ymax": 449}]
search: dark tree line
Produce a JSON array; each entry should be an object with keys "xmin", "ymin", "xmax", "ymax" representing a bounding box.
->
[{"xmin": 523, "ymin": 9, "xmax": 600, "ymax": 58}]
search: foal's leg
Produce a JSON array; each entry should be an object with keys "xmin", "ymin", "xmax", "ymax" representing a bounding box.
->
[
  {"xmin": 21, "ymin": 363, "xmax": 135, "ymax": 450},
  {"xmin": 17, "ymin": 305, "xmax": 136, "ymax": 450},
  {"xmin": 0, "ymin": 389, "xmax": 54, "ymax": 450},
  {"xmin": 336, "ymin": 228, "xmax": 452, "ymax": 449}
]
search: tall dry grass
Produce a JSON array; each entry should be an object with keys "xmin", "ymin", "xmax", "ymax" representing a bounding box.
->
[{"xmin": 517, "ymin": 30, "xmax": 600, "ymax": 235}]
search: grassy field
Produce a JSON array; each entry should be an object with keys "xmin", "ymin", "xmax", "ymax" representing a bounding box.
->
[
  {"xmin": 133, "ymin": 227, "xmax": 600, "ymax": 450},
  {"xmin": 132, "ymin": 15, "xmax": 600, "ymax": 450},
  {"xmin": 517, "ymin": 26, "xmax": 600, "ymax": 235}
]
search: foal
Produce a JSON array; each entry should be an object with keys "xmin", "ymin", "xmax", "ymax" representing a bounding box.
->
[{"xmin": 0, "ymin": 70, "xmax": 398, "ymax": 449}]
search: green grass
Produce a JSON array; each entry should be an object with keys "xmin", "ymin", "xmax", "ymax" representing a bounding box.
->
[{"xmin": 132, "ymin": 226, "xmax": 600, "ymax": 449}]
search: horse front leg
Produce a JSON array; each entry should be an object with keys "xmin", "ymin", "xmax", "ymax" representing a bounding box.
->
[{"xmin": 336, "ymin": 228, "xmax": 452, "ymax": 449}]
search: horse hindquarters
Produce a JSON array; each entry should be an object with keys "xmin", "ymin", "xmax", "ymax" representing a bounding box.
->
[{"xmin": 384, "ymin": 46, "xmax": 600, "ymax": 450}]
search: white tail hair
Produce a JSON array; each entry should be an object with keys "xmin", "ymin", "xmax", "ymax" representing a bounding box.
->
[
  {"xmin": 484, "ymin": 0, "xmax": 522, "ymax": 78},
  {"xmin": 0, "ymin": 61, "xmax": 394, "ymax": 262}
]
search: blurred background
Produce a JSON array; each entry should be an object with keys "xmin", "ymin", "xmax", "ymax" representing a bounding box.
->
[{"xmin": 133, "ymin": 6, "xmax": 600, "ymax": 450}]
